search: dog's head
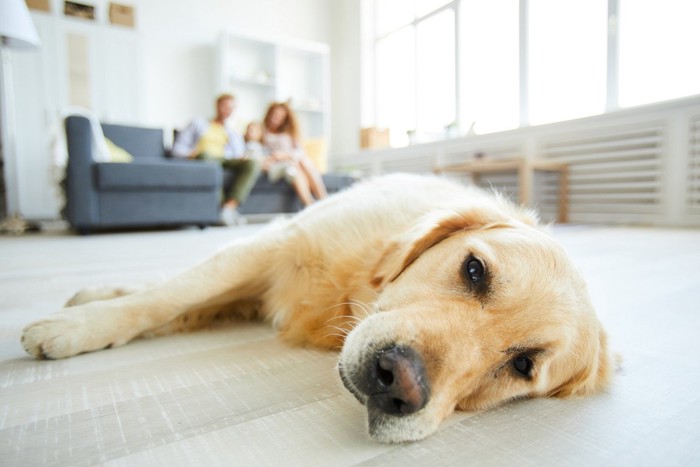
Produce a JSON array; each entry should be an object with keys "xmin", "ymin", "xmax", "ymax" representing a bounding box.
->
[{"xmin": 338, "ymin": 200, "xmax": 611, "ymax": 443}]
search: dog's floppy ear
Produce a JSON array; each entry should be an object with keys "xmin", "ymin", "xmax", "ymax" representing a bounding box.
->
[
  {"xmin": 371, "ymin": 208, "xmax": 507, "ymax": 288},
  {"xmin": 548, "ymin": 325, "xmax": 614, "ymax": 398}
]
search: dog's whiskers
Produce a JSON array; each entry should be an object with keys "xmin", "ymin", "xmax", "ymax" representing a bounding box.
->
[
  {"xmin": 325, "ymin": 317, "xmax": 358, "ymax": 336},
  {"xmin": 347, "ymin": 298, "xmax": 377, "ymax": 319},
  {"xmin": 318, "ymin": 299, "xmax": 379, "ymax": 342},
  {"xmin": 326, "ymin": 330, "xmax": 349, "ymax": 337},
  {"xmin": 319, "ymin": 302, "xmax": 359, "ymax": 318}
]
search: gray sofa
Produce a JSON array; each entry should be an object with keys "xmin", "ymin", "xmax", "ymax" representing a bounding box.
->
[
  {"xmin": 64, "ymin": 117, "xmax": 356, "ymax": 233},
  {"xmin": 64, "ymin": 116, "xmax": 222, "ymax": 233},
  {"xmin": 235, "ymin": 173, "xmax": 356, "ymax": 215}
]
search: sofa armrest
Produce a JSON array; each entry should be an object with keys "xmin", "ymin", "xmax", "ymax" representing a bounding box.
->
[{"xmin": 64, "ymin": 116, "xmax": 100, "ymax": 229}]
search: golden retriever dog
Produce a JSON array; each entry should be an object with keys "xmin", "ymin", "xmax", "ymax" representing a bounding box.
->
[{"xmin": 21, "ymin": 174, "xmax": 612, "ymax": 443}]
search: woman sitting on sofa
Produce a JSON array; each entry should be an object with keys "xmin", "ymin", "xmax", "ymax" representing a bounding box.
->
[{"xmin": 260, "ymin": 102, "xmax": 327, "ymax": 206}]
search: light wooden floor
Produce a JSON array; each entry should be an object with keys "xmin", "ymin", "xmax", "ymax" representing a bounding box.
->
[{"xmin": 1, "ymin": 224, "xmax": 699, "ymax": 466}]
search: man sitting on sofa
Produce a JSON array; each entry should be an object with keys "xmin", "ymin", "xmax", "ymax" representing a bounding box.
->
[{"xmin": 172, "ymin": 93, "xmax": 262, "ymax": 225}]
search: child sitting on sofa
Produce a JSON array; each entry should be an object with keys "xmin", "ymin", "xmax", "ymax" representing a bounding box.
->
[{"xmin": 245, "ymin": 121, "xmax": 296, "ymax": 184}]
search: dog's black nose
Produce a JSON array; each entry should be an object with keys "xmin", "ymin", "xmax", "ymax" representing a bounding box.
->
[{"xmin": 367, "ymin": 346, "xmax": 429, "ymax": 416}]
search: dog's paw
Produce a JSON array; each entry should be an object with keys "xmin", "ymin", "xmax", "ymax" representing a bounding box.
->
[{"xmin": 21, "ymin": 309, "xmax": 120, "ymax": 359}]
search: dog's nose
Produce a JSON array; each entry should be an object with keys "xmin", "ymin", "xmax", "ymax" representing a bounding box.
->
[{"xmin": 367, "ymin": 346, "xmax": 429, "ymax": 416}]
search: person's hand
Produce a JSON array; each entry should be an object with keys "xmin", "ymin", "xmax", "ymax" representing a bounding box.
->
[
  {"xmin": 262, "ymin": 156, "xmax": 274, "ymax": 171},
  {"xmin": 272, "ymin": 150, "xmax": 292, "ymax": 161}
]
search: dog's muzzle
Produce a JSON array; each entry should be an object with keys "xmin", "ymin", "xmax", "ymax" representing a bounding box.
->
[{"xmin": 340, "ymin": 345, "xmax": 430, "ymax": 417}]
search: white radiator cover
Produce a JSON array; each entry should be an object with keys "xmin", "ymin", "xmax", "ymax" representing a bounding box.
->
[
  {"xmin": 538, "ymin": 123, "xmax": 665, "ymax": 223},
  {"xmin": 689, "ymin": 117, "xmax": 700, "ymax": 216},
  {"xmin": 332, "ymin": 95, "xmax": 700, "ymax": 227}
]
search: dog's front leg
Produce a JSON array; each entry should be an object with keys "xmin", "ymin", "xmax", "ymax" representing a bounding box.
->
[{"xmin": 21, "ymin": 238, "xmax": 274, "ymax": 359}]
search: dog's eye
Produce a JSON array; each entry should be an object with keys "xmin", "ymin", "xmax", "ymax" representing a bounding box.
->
[
  {"xmin": 513, "ymin": 355, "xmax": 533, "ymax": 377},
  {"xmin": 465, "ymin": 258, "xmax": 484, "ymax": 284},
  {"xmin": 461, "ymin": 255, "xmax": 490, "ymax": 298}
]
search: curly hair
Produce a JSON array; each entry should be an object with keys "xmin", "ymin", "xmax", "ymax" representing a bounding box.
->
[{"xmin": 263, "ymin": 102, "xmax": 300, "ymax": 143}]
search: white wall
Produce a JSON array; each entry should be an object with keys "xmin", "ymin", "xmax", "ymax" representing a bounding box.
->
[
  {"xmin": 133, "ymin": 0, "xmax": 366, "ymax": 155},
  {"xmin": 136, "ymin": 0, "xmax": 368, "ymax": 155},
  {"xmin": 132, "ymin": 0, "xmax": 332, "ymax": 131},
  {"xmin": 23, "ymin": 0, "xmax": 364, "ymax": 156},
  {"xmin": 329, "ymin": 0, "xmax": 362, "ymax": 155}
]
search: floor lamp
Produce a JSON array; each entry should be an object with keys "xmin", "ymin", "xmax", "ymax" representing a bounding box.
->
[{"xmin": 0, "ymin": 0, "xmax": 41, "ymax": 234}]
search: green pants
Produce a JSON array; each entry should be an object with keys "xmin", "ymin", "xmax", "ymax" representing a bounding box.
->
[{"xmin": 197, "ymin": 154, "xmax": 262, "ymax": 204}]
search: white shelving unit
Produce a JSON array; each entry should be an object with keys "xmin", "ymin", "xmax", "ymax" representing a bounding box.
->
[{"xmin": 215, "ymin": 31, "xmax": 330, "ymax": 145}]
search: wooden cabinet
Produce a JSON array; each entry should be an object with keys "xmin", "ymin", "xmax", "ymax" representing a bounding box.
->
[{"xmin": 215, "ymin": 31, "xmax": 330, "ymax": 144}]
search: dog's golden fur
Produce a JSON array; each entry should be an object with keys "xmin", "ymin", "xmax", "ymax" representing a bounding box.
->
[{"xmin": 21, "ymin": 174, "xmax": 611, "ymax": 443}]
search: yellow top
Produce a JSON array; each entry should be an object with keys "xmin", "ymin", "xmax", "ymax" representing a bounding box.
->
[{"xmin": 194, "ymin": 122, "xmax": 228, "ymax": 159}]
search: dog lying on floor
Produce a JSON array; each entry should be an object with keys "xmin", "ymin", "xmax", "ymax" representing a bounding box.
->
[{"xmin": 21, "ymin": 174, "xmax": 612, "ymax": 443}]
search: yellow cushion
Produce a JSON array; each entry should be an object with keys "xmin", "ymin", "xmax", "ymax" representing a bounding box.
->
[
  {"xmin": 105, "ymin": 138, "xmax": 134, "ymax": 163},
  {"xmin": 303, "ymin": 138, "xmax": 327, "ymax": 173}
]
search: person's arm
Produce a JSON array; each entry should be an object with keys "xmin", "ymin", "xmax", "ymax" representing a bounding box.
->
[
  {"xmin": 224, "ymin": 129, "xmax": 246, "ymax": 159},
  {"xmin": 172, "ymin": 120, "xmax": 202, "ymax": 158},
  {"xmin": 289, "ymin": 137, "xmax": 306, "ymax": 160},
  {"xmin": 263, "ymin": 132, "xmax": 301, "ymax": 161}
]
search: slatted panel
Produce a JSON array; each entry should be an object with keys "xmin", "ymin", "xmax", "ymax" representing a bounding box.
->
[
  {"xmin": 441, "ymin": 144, "xmax": 525, "ymax": 210},
  {"xmin": 540, "ymin": 124, "xmax": 665, "ymax": 223},
  {"xmin": 688, "ymin": 117, "xmax": 700, "ymax": 213},
  {"xmin": 441, "ymin": 143, "xmax": 522, "ymax": 167},
  {"xmin": 442, "ymin": 142, "xmax": 564, "ymax": 222},
  {"xmin": 471, "ymin": 171, "xmax": 562, "ymax": 223},
  {"xmin": 474, "ymin": 173, "xmax": 519, "ymax": 202},
  {"xmin": 531, "ymin": 171, "xmax": 562, "ymax": 222},
  {"xmin": 382, "ymin": 153, "xmax": 435, "ymax": 174},
  {"xmin": 331, "ymin": 158, "xmax": 376, "ymax": 178}
]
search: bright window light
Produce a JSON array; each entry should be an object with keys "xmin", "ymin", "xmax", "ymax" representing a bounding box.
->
[
  {"xmin": 376, "ymin": 27, "xmax": 416, "ymax": 145},
  {"xmin": 416, "ymin": 8, "xmax": 456, "ymax": 135},
  {"xmin": 618, "ymin": 0, "xmax": 700, "ymax": 108},
  {"xmin": 376, "ymin": 0, "xmax": 415, "ymax": 35},
  {"xmin": 528, "ymin": 0, "xmax": 608, "ymax": 125},
  {"xmin": 369, "ymin": 0, "xmax": 700, "ymax": 146},
  {"xmin": 459, "ymin": 0, "xmax": 519, "ymax": 134},
  {"xmin": 416, "ymin": 0, "xmax": 451, "ymax": 17}
]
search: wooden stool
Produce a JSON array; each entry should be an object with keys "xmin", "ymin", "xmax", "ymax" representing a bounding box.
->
[{"xmin": 434, "ymin": 158, "xmax": 569, "ymax": 223}]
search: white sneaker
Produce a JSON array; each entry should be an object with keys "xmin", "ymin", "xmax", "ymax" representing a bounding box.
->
[{"xmin": 220, "ymin": 206, "xmax": 239, "ymax": 226}]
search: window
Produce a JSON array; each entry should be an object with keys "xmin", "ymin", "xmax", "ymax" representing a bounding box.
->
[
  {"xmin": 416, "ymin": 8, "xmax": 455, "ymax": 135},
  {"xmin": 416, "ymin": 0, "xmax": 451, "ymax": 17},
  {"xmin": 374, "ymin": 0, "xmax": 457, "ymax": 146},
  {"xmin": 376, "ymin": 0, "xmax": 414, "ymax": 36},
  {"xmin": 618, "ymin": 0, "xmax": 700, "ymax": 108},
  {"xmin": 376, "ymin": 27, "xmax": 416, "ymax": 143},
  {"xmin": 459, "ymin": 0, "xmax": 519, "ymax": 134},
  {"xmin": 528, "ymin": 0, "xmax": 607, "ymax": 125},
  {"xmin": 368, "ymin": 0, "xmax": 700, "ymax": 146}
]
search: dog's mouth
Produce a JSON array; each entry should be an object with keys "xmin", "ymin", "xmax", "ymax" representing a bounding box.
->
[{"xmin": 338, "ymin": 360, "xmax": 368, "ymax": 405}]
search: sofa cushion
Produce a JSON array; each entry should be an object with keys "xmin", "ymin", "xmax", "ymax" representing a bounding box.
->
[
  {"xmin": 236, "ymin": 173, "xmax": 356, "ymax": 215},
  {"xmin": 102, "ymin": 123, "xmax": 165, "ymax": 160},
  {"xmin": 95, "ymin": 161, "xmax": 221, "ymax": 190},
  {"xmin": 322, "ymin": 173, "xmax": 356, "ymax": 192},
  {"xmin": 105, "ymin": 138, "xmax": 134, "ymax": 163}
]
